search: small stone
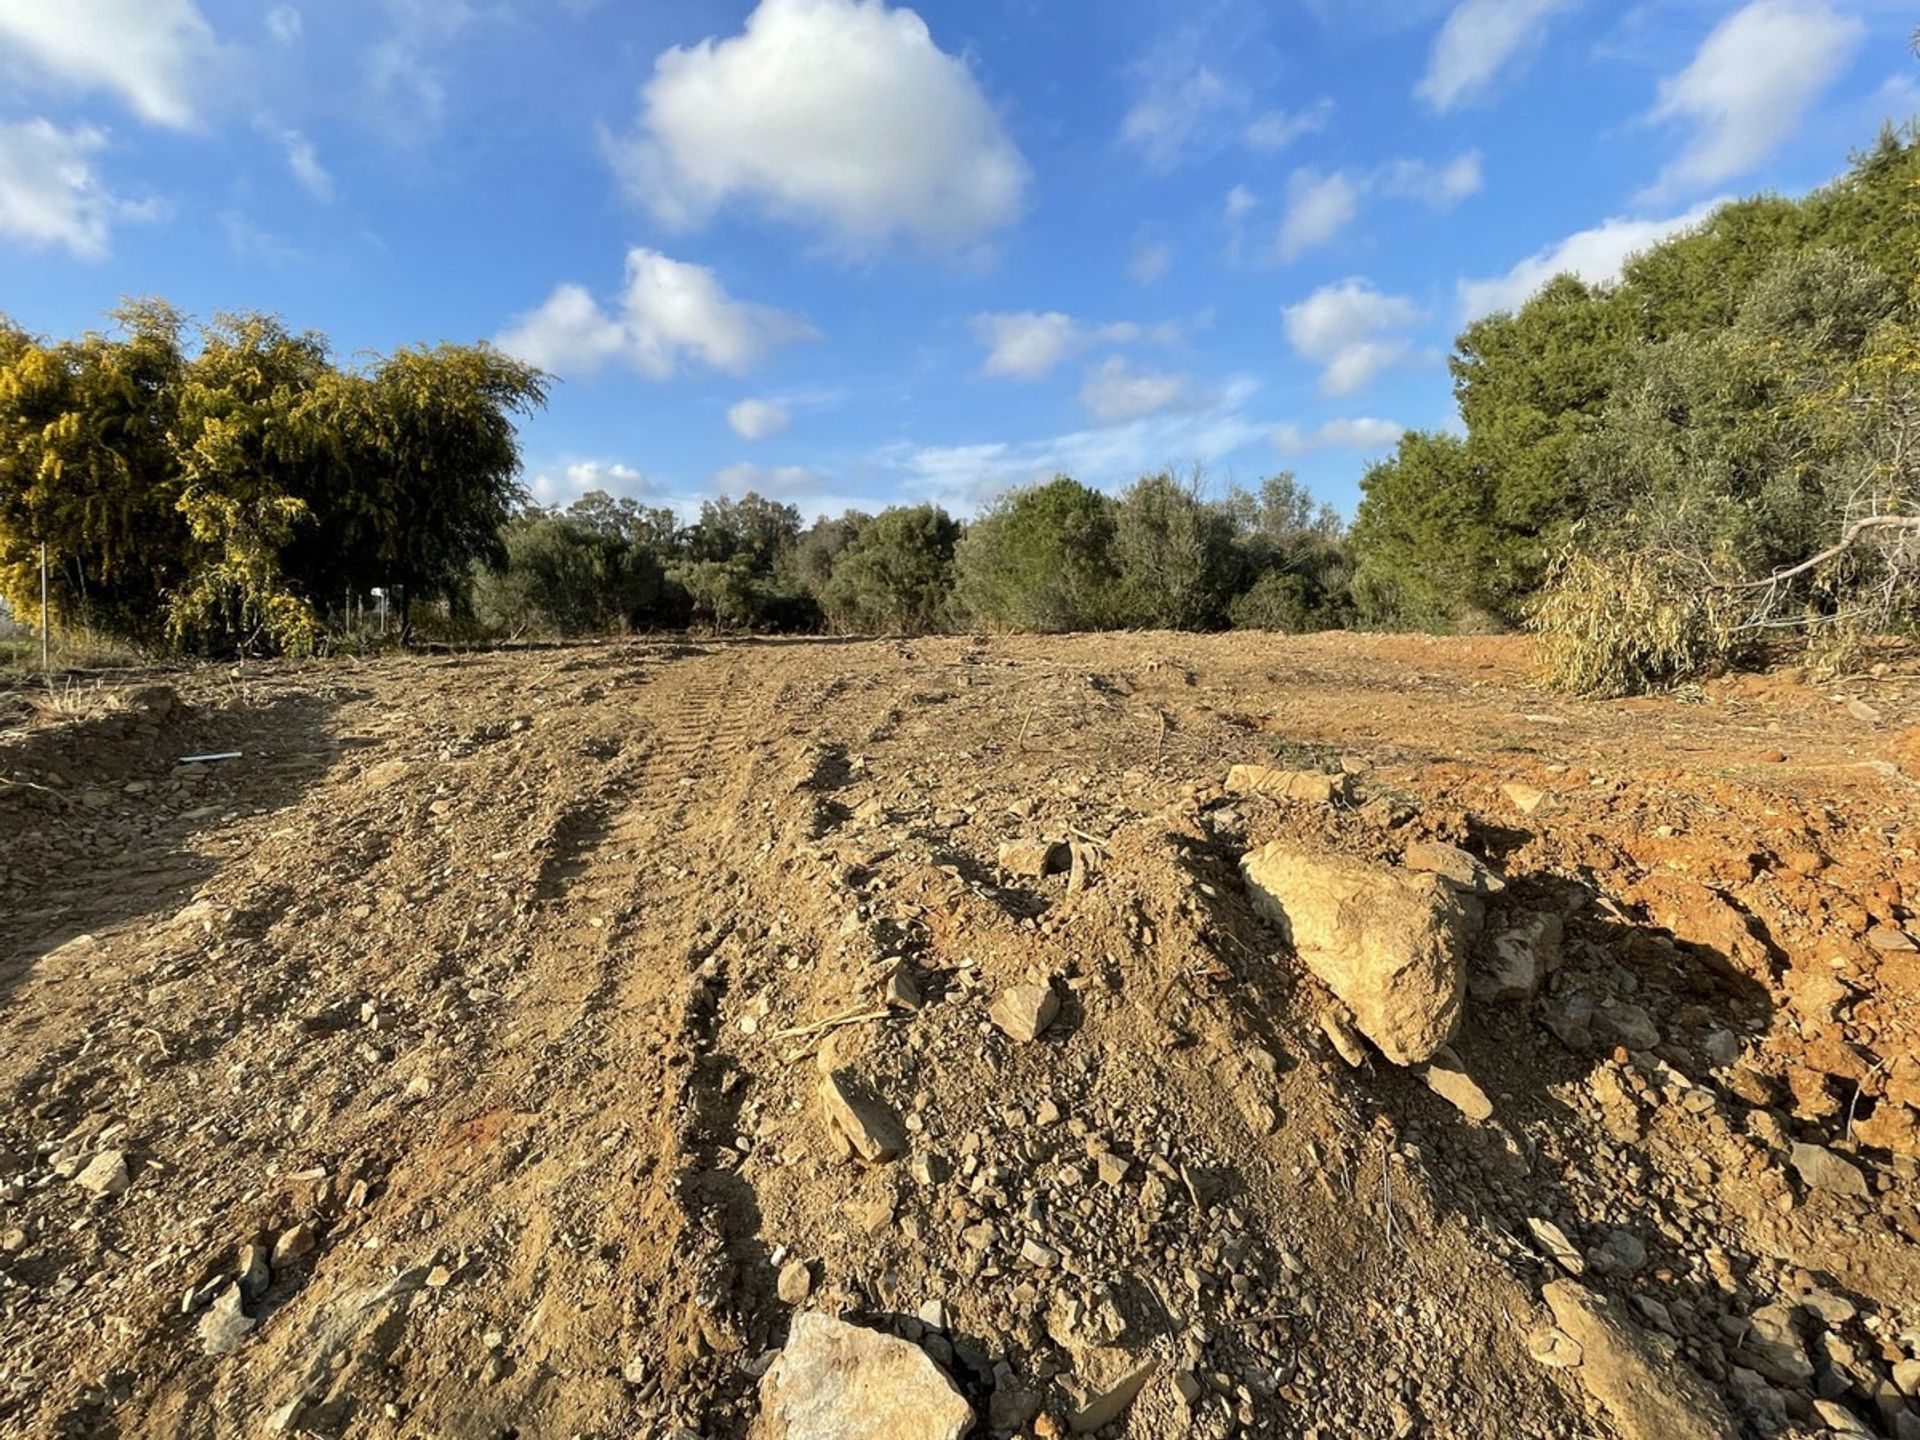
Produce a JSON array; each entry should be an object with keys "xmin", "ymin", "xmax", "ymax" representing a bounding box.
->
[
  {"xmin": 917, "ymin": 1299, "xmax": 948, "ymax": 1331},
  {"xmin": 1421, "ymin": 1046, "xmax": 1493, "ymax": 1122},
  {"xmin": 271, "ymin": 1224, "xmax": 317, "ymax": 1268},
  {"xmin": 998, "ymin": 838, "xmax": 1067, "ymax": 878},
  {"xmin": 1067, "ymin": 1355, "xmax": 1156, "ymax": 1435},
  {"xmin": 1473, "ymin": 913, "xmax": 1561, "ymax": 1004},
  {"xmin": 197, "ymin": 1282, "xmax": 253, "ymax": 1356},
  {"xmin": 1528, "ymin": 1218, "xmax": 1586, "ymax": 1276},
  {"xmin": 884, "ymin": 964, "xmax": 923, "ymax": 1012},
  {"xmin": 1502, "ymin": 781, "xmax": 1546, "ymax": 815},
  {"xmin": 818, "ymin": 1072, "xmax": 908, "ymax": 1164},
  {"xmin": 621, "ymin": 1353, "xmax": 649, "ymax": 1385},
  {"xmin": 1740, "ymin": 1304, "xmax": 1813, "ymax": 1387},
  {"xmin": 1319, "ymin": 1005, "xmax": 1369, "ymax": 1068},
  {"xmin": 1402, "ymin": 841, "xmax": 1506, "ymax": 895},
  {"xmin": 1096, "ymin": 1154, "xmax": 1129, "ymax": 1188},
  {"xmin": 990, "ymin": 983, "xmax": 1060, "ymax": 1044},
  {"xmin": 1527, "ymin": 1324, "xmax": 1584, "ymax": 1368},
  {"xmin": 1172, "ymin": 1369, "xmax": 1203, "ymax": 1405},
  {"xmin": 1589, "ymin": 1230, "xmax": 1647, "ymax": 1277},
  {"xmin": 1702, "ymin": 1029, "xmax": 1739, "ymax": 1068},
  {"xmin": 1598, "ymin": 1002, "xmax": 1661, "ymax": 1051},
  {"xmin": 426, "ymin": 1265, "xmax": 453, "ymax": 1289},
  {"xmin": 1020, "ymin": 1238, "xmax": 1059, "ymax": 1270},
  {"xmin": 778, "ymin": 1259, "xmax": 814, "ymax": 1305},
  {"xmin": 1, "ymin": 1226, "xmax": 26, "ymax": 1253},
  {"xmin": 74, "ymin": 1150, "xmax": 130, "ymax": 1199},
  {"xmin": 1892, "ymin": 1359, "xmax": 1920, "ymax": 1397},
  {"xmin": 1789, "ymin": 1142, "xmax": 1869, "ymax": 1198},
  {"xmin": 237, "ymin": 1243, "xmax": 271, "ymax": 1301}
]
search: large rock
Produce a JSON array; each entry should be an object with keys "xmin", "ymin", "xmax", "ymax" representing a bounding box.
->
[
  {"xmin": 752, "ymin": 1312, "xmax": 973, "ymax": 1440},
  {"xmin": 1542, "ymin": 1280, "xmax": 1737, "ymax": 1440},
  {"xmin": 1240, "ymin": 844, "xmax": 1470, "ymax": 1064}
]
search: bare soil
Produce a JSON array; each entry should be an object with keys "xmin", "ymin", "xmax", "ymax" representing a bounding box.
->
[{"xmin": 1, "ymin": 632, "xmax": 1917, "ymax": 1439}]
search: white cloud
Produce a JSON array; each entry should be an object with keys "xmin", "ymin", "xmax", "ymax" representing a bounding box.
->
[
  {"xmin": 727, "ymin": 398, "xmax": 793, "ymax": 440},
  {"xmin": 971, "ymin": 311, "xmax": 1178, "ymax": 381},
  {"xmin": 1122, "ymin": 59, "xmax": 1232, "ymax": 171},
  {"xmin": 0, "ymin": 120, "xmax": 133, "ymax": 259},
  {"xmin": 1417, "ymin": 0, "xmax": 1570, "ymax": 113},
  {"xmin": 365, "ymin": 0, "xmax": 480, "ymax": 138},
  {"xmin": 1379, "ymin": 151, "xmax": 1483, "ymax": 208},
  {"xmin": 496, "ymin": 248, "xmax": 817, "ymax": 380},
  {"xmin": 1457, "ymin": 198, "xmax": 1727, "ymax": 317},
  {"xmin": 0, "ymin": 0, "xmax": 220, "ymax": 130},
  {"xmin": 711, "ymin": 461, "xmax": 831, "ymax": 496},
  {"xmin": 609, "ymin": 0, "xmax": 1027, "ymax": 254},
  {"xmin": 1276, "ymin": 168, "xmax": 1360, "ymax": 262},
  {"xmin": 882, "ymin": 377, "xmax": 1267, "ymax": 510},
  {"xmin": 258, "ymin": 119, "xmax": 333, "ymax": 202},
  {"xmin": 1244, "ymin": 98, "xmax": 1333, "ymax": 153},
  {"xmin": 1272, "ymin": 417, "xmax": 1405, "ymax": 454},
  {"xmin": 1647, "ymin": 0, "xmax": 1862, "ymax": 195},
  {"xmin": 1129, "ymin": 239, "xmax": 1172, "ymax": 284},
  {"xmin": 266, "ymin": 5, "xmax": 302, "ymax": 44},
  {"xmin": 1282, "ymin": 280, "xmax": 1424, "ymax": 396},
  {"xmin": 1078, "ymin": 356, "xmax": 1192, "ymax": 423},
  {"xmin": 528, "ymin": 459, "xmax": 661, "ymax": 506},
  {"xmin": 1225, "ymin": 184, "xmax": 1257, "ymax": 219}
]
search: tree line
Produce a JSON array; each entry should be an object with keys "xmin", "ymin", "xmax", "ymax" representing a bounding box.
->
[
  {"xmin": 3, "ymin": 127, "xmax": 1915, "ymax": 685},
  {"xmin": 469, "ymin": 470, "xmax": 1351, "ymax": 639}
]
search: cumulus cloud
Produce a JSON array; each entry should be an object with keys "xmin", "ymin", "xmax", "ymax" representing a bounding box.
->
[
  {"xmin": 1276, "ymin": 169, "xmax": 1361, "ymax": 262},
  {"xmin": 0, "ymin": 119, "xmax": 137, "ymax": 259},
  {"xmin": 0, "ymin": 0, "xmax": 221, "ymax": 129},
  {"xmin": 1244, "ymin": 98, "xmax": 1333, "ymax": 154},
  {"xmin": 727, "ymin": 398, "xmax": 792, "ymax": 440},
  {"xmin": 1078, "ymin": 356, "xmax": 1192, "ymax": 424},
  {"xmin": 528, "ymin": 459, "xmax": 661, "ymax": 506},
  {"xmin": 1272, "ymin": 417, "xmax": 1405, "ymax": 454},
  {"xmin": 608, "ymin": 0, "xmax": 1027, "ymax": 254},
  {"xmin": 971, "ymin": 311, "xmax": 1178, "ymax": 381},
  {"xmin": 1457, "ymin": 198, "xmax": 1727, "ymax": 318},
  {"xmin": 1647, "ymin": 0, "xmax": 1862, "ymax": 195},
  {"xmin": 1282, "ymin": 280, "xmax": 1425, "ymax": 396},
  {"xmin": 496, "ymin": 248, "xmax": 817, "ymax": 380},
  {"xmin": 1416, "ymin": 0, "xmax": 1570, "ymax": 113}
]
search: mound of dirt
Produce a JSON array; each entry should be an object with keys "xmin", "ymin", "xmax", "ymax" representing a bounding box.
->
[{"xmin": 0, "ymin": 633, "xmax": 1915, "ymax": 1439}]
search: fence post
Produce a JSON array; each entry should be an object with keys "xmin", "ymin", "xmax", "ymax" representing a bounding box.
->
[{"xmin": 39, "ymin": 540, "xmax": 49, "ymax": 672}]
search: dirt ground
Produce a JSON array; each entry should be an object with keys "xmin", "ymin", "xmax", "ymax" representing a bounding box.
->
[{"xmin": 1, "ymin": 631, "xmax": 1917, "ymax": 1440}]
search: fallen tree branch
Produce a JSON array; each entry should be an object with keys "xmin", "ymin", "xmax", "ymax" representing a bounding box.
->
[{"xmin": 1733, "ymin": 514, "xmax": 1920, "ymax": 590}]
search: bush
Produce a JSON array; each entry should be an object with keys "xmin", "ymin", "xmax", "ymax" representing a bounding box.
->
[{"xmin": 820, "ymin": 504, "xmax": 959, "ymax": 632}]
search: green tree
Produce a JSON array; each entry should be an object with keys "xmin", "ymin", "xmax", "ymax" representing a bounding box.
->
[
  {"xmin": 952, "ymin": 476, "xmax": 1119, "ymax": 632},
  {"xmin": 1110, "ymin": 472, "xmax": 1238, "ymax": 630},
  {"xmin": 0, "ymin": 302, "xmax": 188, "ymax": 642},
  {"xmin": 819, "ymin": 504, "xmax": 959, "ymax": 632}
]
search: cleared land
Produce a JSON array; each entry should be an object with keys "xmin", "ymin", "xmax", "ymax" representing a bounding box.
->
[{"xmin": 1, "ymin": 633, "xmax": 1918, "ymax": 1439}]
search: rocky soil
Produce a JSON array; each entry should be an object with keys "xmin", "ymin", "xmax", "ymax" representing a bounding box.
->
[{"xmin": 1, "ymin": 631, "xmax": 1917, "ymax": 1439}]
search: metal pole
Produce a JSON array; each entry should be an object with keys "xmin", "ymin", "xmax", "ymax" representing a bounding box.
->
[{"xmin": 39, "ymin": 540, "xmax": 49, "ymax": 671}]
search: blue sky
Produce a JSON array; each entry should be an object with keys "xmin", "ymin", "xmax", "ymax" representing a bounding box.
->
[{"xmin": 2, "ymin": 1, "xmax": 1916, "ymax": 522}]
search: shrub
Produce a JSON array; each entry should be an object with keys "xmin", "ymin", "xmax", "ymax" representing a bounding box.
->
[{"xmin": 1529, "ymin": 546, "xmax": 1741, "ymax": 696}]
